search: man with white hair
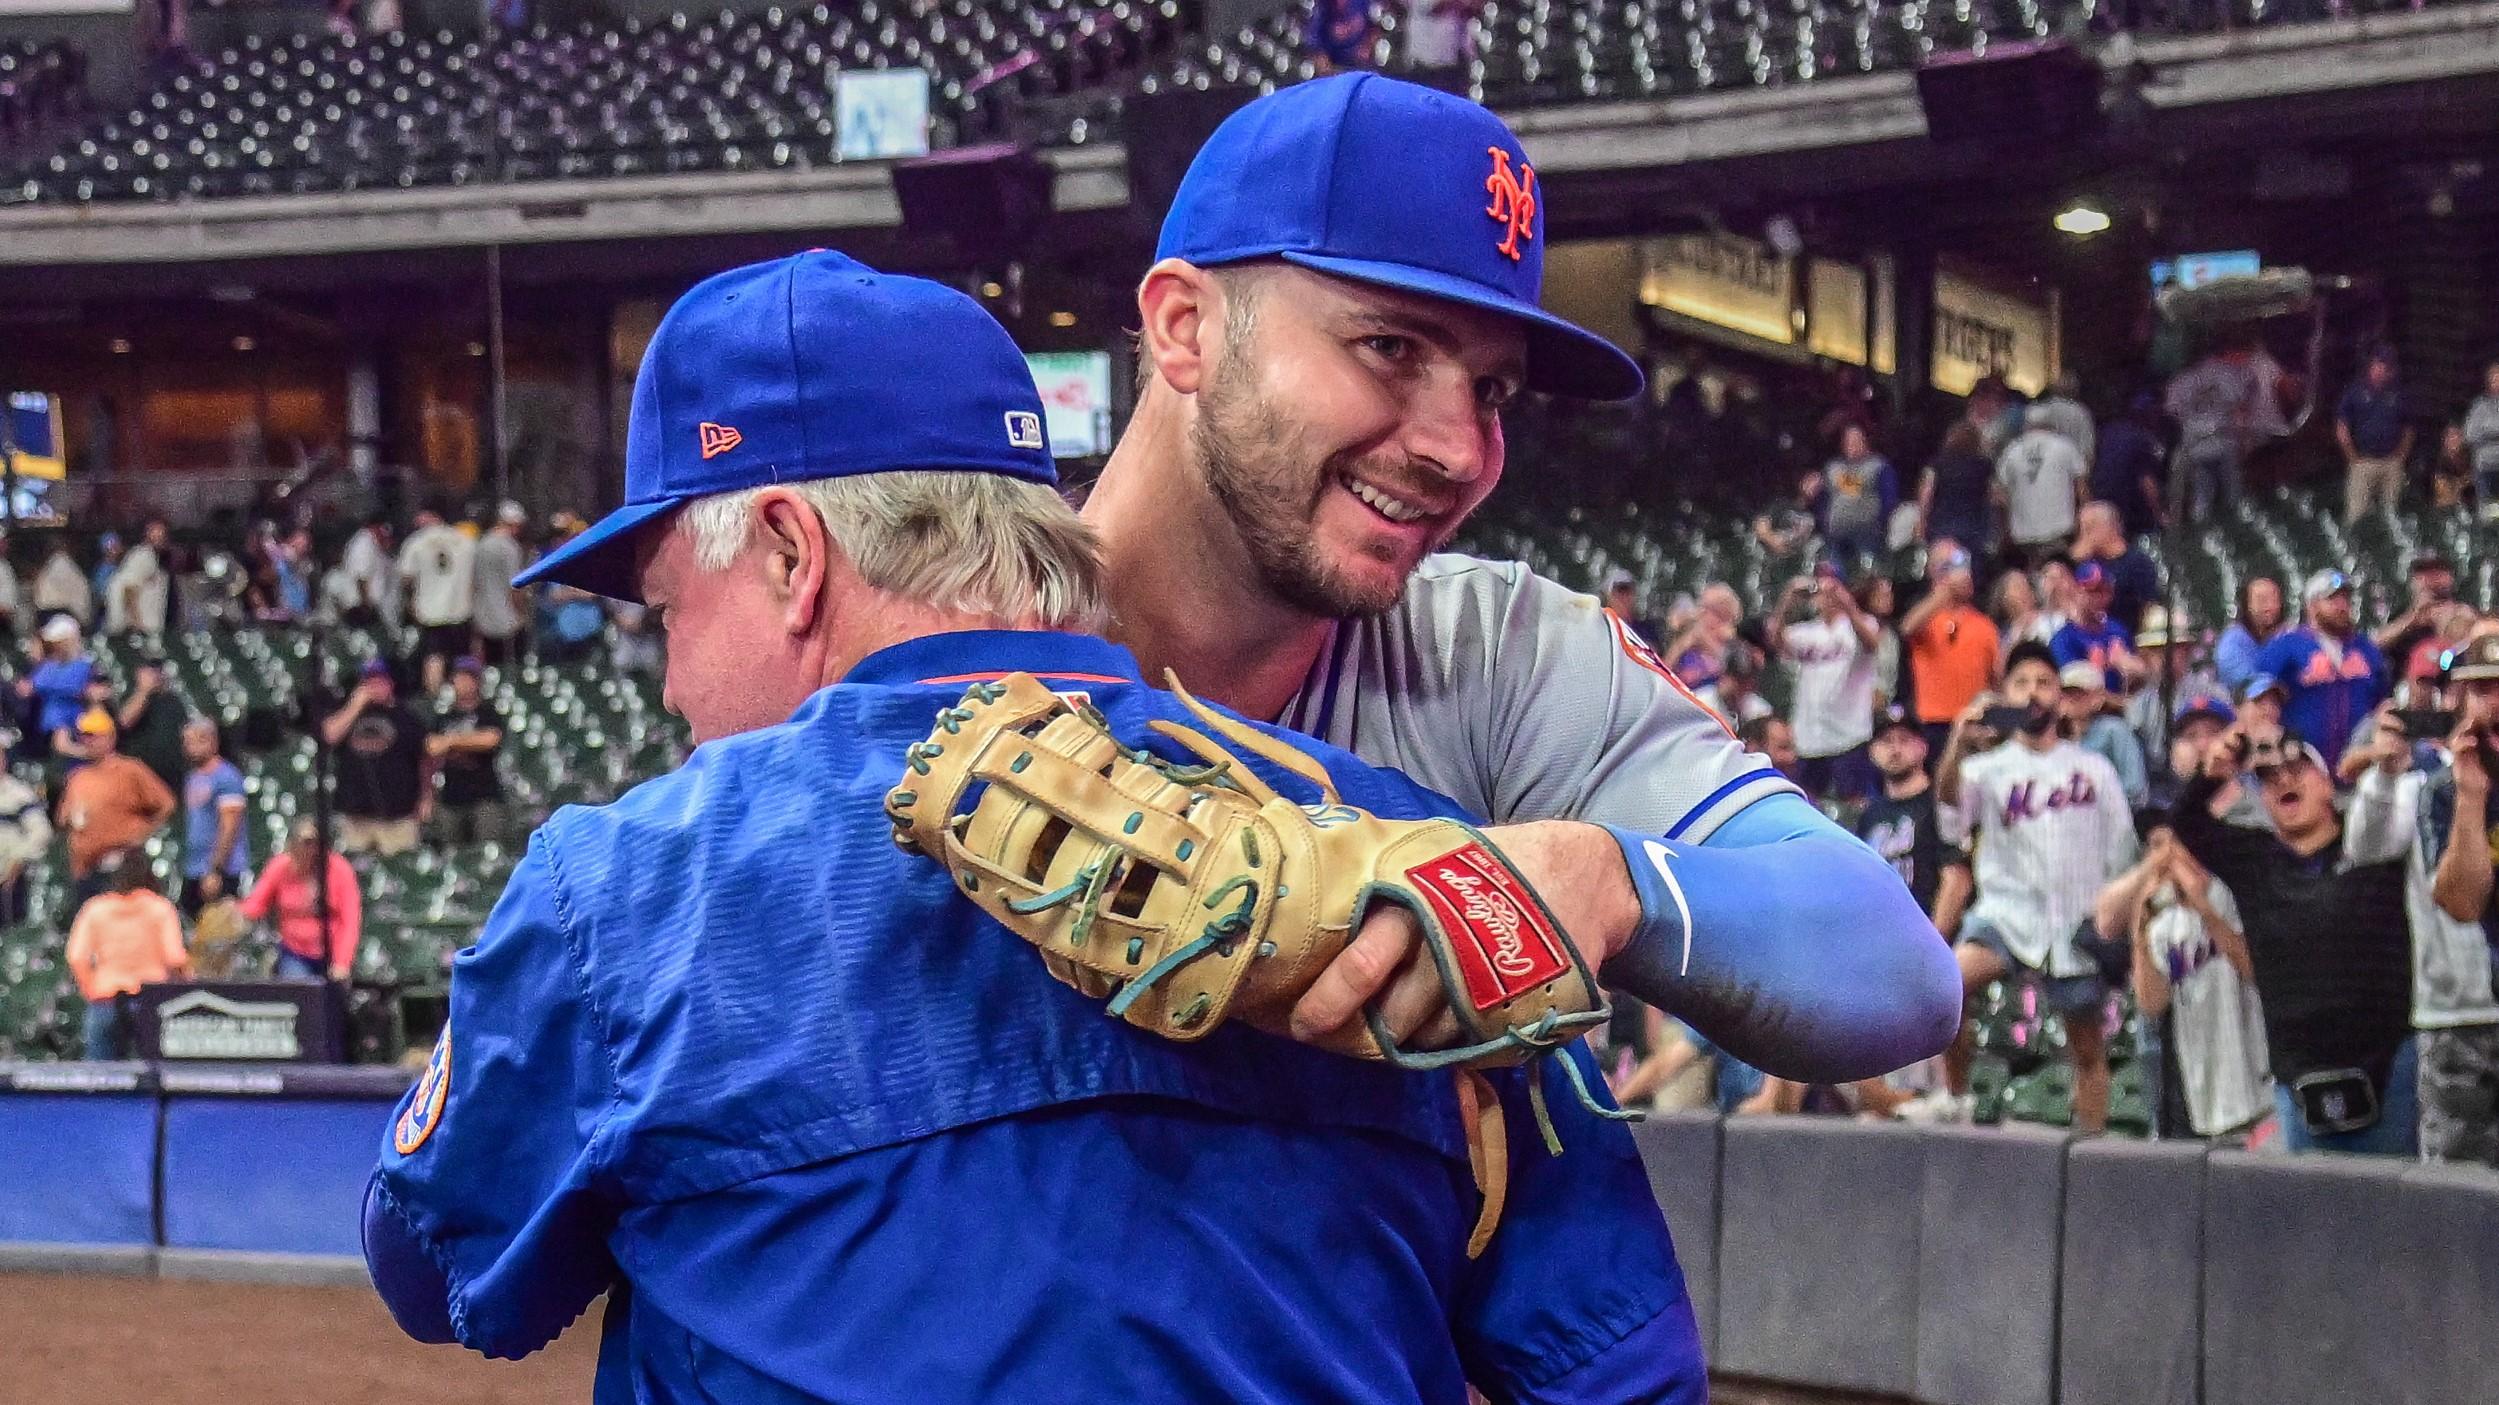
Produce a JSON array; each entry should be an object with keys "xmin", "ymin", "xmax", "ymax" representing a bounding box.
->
[{"xmin": 365, "ymin": 252, "xmax": 1708, "ymax": 1402}]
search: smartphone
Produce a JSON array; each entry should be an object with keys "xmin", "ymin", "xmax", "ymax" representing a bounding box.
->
[
  {"xmin": 2396, "ymin": 708, "xmax": 2457, "ymax": 738},
  {"xmin": 1980, "ymin": 705, "xmax": 2032, "ymax": 734}
]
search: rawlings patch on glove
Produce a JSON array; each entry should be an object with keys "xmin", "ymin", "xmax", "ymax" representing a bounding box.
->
[{"xmin": 883, "ymin": 671, "xmax": 1620, "ymax": 1098}]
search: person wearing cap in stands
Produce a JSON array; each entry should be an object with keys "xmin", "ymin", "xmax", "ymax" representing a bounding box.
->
[
  {"xmin": 2175, "ymin": 721, "xmax": 2415, "ymax": 1155},
  {"xmin": 1077, "ymin": 72, "xmax": 1954, "ymax": 1105},
  {"xmin": 1930, "ymin": 641, "xmax": 2138, "ymax": 1129},
  {"xmin": 472, "ymin": 500, "xmax": 532, "ymax": 666},
  {"xmin": 2124, "ymin": 605, "xmax": 2222, "ymax": 768},
  {"xmin": 323, "ymin": 659, "xmax": 430, "ymax": 857},
  {"xmin": 17, "ymin": 615, "xmax": 90, "ymax": 759},
  {"xmin": 1857, "ymin": 705, "xmax": 1970, "ymax": 933},
  {"xmin": 2345, "ymin": 633, "xmax": 2499, "ymax": 1167},
  {"xmin": 2060, "ymin": 660, "xmax": 2149, "ymax": 810},
  {"xmin": 2237, "ymin": 671, "xmax": 2287, "ymax": 730},
  {"xmin": 2254, "ymin": 568, "xmax": 2389, "ymax": 775},
  {"xmin": 2150, "ymin": 686, "xmax": 2242, "ymax": 816},
  {"xmin": 2049, "ymin": 559, "xmax": 2142, "ymax": 694},
  {"xmin": 54, "ymin": 711, "xmax": 176, "ymax": 914},
  {"xmin": 364, "ymin": 250, "xmax": 1742, "ymax": 1402},
  {"xmin": 2067, "ymin": 500, "xmax": 2161, "ymax": 634}
]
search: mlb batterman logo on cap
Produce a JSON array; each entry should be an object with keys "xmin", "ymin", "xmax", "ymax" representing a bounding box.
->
[
  {"xmin": 1155, "ymin": 73, "xmax": 1643, "ymax": 402},
  {"xmin": 517, "ymin": 249, "xmax": 1058, "ymax": 602}
]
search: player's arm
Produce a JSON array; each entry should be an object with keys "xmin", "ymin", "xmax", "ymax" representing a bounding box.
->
[
  {"xmin": 1315, "ymin": 578, "xmax": 1959, "ymax": 1082},
  {"xmin": 1578, "ymin": 793, "xmax": 1964, "ymax": 1082},
  {"xmin": 364, "ymin": 838, "xmax": 625, "ymax": 1357}
]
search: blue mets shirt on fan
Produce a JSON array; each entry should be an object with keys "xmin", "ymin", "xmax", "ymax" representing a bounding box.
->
[{"xmin": 365, "ymin": 630, "xmax": 1700, "ymax": 1405}]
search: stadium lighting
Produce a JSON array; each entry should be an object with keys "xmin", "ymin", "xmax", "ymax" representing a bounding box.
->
[
  {"xmin": 1049, "ymin": 311, "xmax": 1078, "ymax": 328},
  {"xmin": 2054, "ymin": 203, "xmax": 2112, "ymax": 236},
  {"xmin": 108, "ymin": 338, "xmax": 131, "ymax": 355},
  {"xmin": 466, "ymin": 341, "xmax": 487, "ymax": 357},
  {"xmin": 230, "ymin": 335, "xmax": 256, "ymax": 352},
  {"xmin": 981, "ymin": 281, "xmax": 1004, "ymax": 298}
]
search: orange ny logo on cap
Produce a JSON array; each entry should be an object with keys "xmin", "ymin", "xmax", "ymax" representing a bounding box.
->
[
  {"xmin": 698, "ymin": 422, "xmax": 744, "ymax": 460},
  {"xmin": 1483, "ymin": 147, "xmax": 1537, "ymax": 263}
]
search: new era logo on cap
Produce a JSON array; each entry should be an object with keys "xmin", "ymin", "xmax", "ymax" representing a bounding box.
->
[
  {"xmin": 1005, "ymin": 411, "xmax": 1044, "ymax": 451},
  {"xmin": 698, "ymin": 422, "xmax": 743, "ymax": 460}
]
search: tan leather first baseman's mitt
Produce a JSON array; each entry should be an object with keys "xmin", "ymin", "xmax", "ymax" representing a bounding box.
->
[{"xmin": 883, "ymin": 671, "xmax": 1617, "ymax": 1088}]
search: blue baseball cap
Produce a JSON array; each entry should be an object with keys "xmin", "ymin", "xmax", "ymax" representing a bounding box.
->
[
  {"xmin": 1156, "ymin": 73, "xmax": 1642, "ymax": 401},
  {"xmin": 2174, "ymin": 690, "xmax": 2235, "ymax": 727},
  {"xmin": 517, "ymin": 250, "xmax": 1056, "ymax": 601}
]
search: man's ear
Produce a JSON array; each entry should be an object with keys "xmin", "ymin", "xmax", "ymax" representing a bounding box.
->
[
  {"xmin": 752, "ymin": 490, "xmax": 833, "ymax": 637},
  {"xmin": 1137, "ymin": 259, "xmax": 1218, "ymax": 398}
]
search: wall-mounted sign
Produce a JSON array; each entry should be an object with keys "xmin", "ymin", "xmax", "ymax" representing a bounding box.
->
[
  {"xmin": 1932, "ymin": 266, "xmax": 2058, "ymax": 397},
  {"xmin": 1640, "ymin": 233, "xmax": 1797, "ymax": 347},
  {"xmin": 1805, "ymin": 256, "xmax": 1897, "ymax": 375}
]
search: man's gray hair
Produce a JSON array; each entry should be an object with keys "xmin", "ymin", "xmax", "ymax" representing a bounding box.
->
[{"xmin": 675, "ymin": 471, "xmax": 1108, "ymax": 633}]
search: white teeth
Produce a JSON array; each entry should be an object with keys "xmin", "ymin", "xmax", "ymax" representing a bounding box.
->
[{"xmin": 1347, "ymin": 478, "xmax": 1428, "ymax": 524}]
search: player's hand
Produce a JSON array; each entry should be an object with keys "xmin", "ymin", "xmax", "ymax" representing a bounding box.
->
[{"xmin": 1289, "ymin": 820, "xmax": 1638, "ymax": 1050}]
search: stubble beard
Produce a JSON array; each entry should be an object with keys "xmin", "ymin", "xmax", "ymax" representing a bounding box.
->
[{"xmin": 1190, "ymin": 353, "xmax": 1427, "ymax": 620}]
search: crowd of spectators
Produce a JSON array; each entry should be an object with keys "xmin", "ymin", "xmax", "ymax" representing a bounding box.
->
[
  {"xmin": 1606, "ymin": 360, "xmax": 2499, "ymax": 1171},
  {"xmin": 11, "ymin": 495, "xmax": 642, "ymax": 1059}
]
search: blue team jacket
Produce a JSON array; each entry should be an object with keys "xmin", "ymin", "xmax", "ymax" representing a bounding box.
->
[{"xmin": 365, "ymin": 629, "xmax": 1701, "ymax": 1404}]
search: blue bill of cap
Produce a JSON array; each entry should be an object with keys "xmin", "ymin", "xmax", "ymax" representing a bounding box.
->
[
  {"xmin": 512, "ymin": 497, "xmax": 682, "ymax": 603},
  {"xmin": 1277, "ymin": 250, "xmax": 1644, "ymax": 401}
]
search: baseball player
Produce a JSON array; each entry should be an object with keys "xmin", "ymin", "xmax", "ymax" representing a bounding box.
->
[
  {"xmin": 1080, "ymin": 74, "xmax": 1958, "ymax": 1078},
  {"xmin": 365, "ymin": 253, "xmax": 1702, "ymax": 1401}
]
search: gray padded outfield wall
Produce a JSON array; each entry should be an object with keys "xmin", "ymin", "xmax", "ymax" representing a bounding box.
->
[
  {"xmin": 1714, "ymin": 1118, "xmax": 1927, "ymax": 1397},
  {"xmin": 1631, "ymin": 1117, "xmax": 2499, "ymax": 1405},
  {"xmin": 1630, "ymin": 1113, "xmax": 1721, "ymax": 1356},
  {"xmin": 1914, "ymin": 1124, "xmax": 2067, "ymax": 1405},
  {"xmin": 2057, "ymin": 1138, "xmax": 2205, "ymax": 1405}
]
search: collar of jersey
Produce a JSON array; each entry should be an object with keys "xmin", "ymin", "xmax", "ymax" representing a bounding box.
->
[{"xmin": 844, "ymin": 629, "xmax": 1145, "ymax": 689}]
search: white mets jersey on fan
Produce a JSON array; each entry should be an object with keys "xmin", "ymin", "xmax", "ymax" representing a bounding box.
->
[
  {"xmin": 1274, "ymin": 555, "xmax": 1797, "ymax": 841},
  {"xmin": 1942, "ymin": 740, "xmax": 2137, "ymax": 977}
]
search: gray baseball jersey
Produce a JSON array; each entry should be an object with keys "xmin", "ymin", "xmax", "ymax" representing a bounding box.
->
[{"xmin": 1275, "ymin": 554, "xmax": 1796, "ymax": 841}]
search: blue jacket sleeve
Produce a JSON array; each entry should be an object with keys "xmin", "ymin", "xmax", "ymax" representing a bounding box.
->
[
  {"xmin": 1455, "ymin": 1047, "xmax": 1705, "ymax": 1405},
  {"xmin": 1599, "ymin": 792, "xmax": 1963, "ymax": 1082},
  {"xmin": 2048, "ymin": 624, "xmax": 2085, "ymax": 667},
  {"xmin": 365, "ymin": 839, "xmax": 624, "ymax": 1358}
]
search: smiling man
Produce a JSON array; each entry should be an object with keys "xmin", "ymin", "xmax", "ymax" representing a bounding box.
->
[
  {"xmin": 363, "ymin": 252, "xmax": 1718, "ymax": 1403},
  {"xmin": 1082, "ymin": 73, "xmax": 1956, "ymax": 1085}
]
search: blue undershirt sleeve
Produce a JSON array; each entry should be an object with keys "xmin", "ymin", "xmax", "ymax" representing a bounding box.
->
[{"xmin": 1596, "ymin": 792, "xmax": 1962, "ymax": 1083}]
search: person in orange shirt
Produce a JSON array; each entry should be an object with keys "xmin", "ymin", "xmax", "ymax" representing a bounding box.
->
[
  {"xmin": 66, "ymin": 863, "xmax": 189, "ymax": 1060},
  {"xmin": 55, "ymin": 713, "xmax": 178, "ymax": 912},
  {"xmin": 1900, "ymin": 542, "xmax": 2004, "ymax": 757},
  {"xmin": 238, "ymin": 818, "xmax": 362, "ymax": 983}
]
